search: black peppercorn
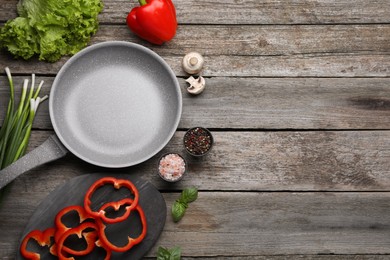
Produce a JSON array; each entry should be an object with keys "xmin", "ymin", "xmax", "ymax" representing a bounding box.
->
[{"xmin": 184, "ymin": 127, "xmax": 213, "ymax": 156}]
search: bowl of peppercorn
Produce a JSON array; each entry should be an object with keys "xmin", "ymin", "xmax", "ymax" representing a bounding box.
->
[{"xmin": 183, "ymin": 127, "xmax": 214, "ymax": 156}]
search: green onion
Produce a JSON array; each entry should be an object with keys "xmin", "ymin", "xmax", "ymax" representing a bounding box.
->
[{"xmin": 0, "ymin": 67, "xmax": 47, "ymax": 170}]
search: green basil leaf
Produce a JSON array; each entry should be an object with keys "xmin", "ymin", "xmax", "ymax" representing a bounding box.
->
[
  {"xmin": 172, "ymin": 201, "xmax": 187, "ymax": 222},
  {"xmin": 157, "ymin": 246, "xmax": 171, "ymax": 260},
  {"xmin": 157, "ymin": 246, "xmax": 182, "ymax": 260},
  {"xmin": 180, "ymin": 187, "xmax": 198, "ymax": 203},
  {"xmin": 169, "ymin": 246, "xmax": 182, "ymax": 260}
]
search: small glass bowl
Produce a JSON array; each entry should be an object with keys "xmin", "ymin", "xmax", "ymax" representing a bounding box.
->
[
  {"xmin": 158, "ymin": 153, "xmax": 186, "ymax": 182},
  {"xmin": 183, "ymin": 127, "xmax": 214, "ymax": 157}
]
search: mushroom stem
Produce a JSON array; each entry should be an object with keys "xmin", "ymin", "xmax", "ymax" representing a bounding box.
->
[
  {"xmin": 185, "ymin": 76, "xmax": 206, "ymax": 95},
  {"xmin": 189, "ymin": 57, "xmax": 198, "ymax": 66},
  {"xmin": 182, "ymin": 52, "xmax": 204, "ymax": 75}
]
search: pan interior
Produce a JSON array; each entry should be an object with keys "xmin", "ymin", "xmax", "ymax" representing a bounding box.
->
[{"xmin": 50, "ymin": 42, "xmax": 181, "ymax": 167}]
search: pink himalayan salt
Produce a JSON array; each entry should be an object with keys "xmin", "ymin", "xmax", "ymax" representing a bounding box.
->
[{"xmin": 158, "ymin": 153, "xmax": 186, "ymax": 181}]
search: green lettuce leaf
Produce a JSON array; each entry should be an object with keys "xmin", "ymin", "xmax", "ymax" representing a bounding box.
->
[
  {"xmin": 0, "ymin": 17, "xmax": 38, "ymax": 60},
  {"xmin": 0, "ymin": 0, "xmax": 103, "ymax": 62}
]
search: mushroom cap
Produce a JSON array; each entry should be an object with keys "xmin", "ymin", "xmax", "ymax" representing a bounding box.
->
[
  {"xmin": 186, "ymin": 76, "xmax": 206, "ymax": 95},
  {"xmin": 182, "ymin": 52, "xmax": 204, "ymax": 74}
]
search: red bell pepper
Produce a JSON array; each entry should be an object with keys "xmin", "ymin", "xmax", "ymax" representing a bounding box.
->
[
  {"xmin": 96, "ymin": 199, "xmax": 147, "ymax": 252},
  {"xmin": 20, "ymin": 227, "xmax": 57, "ymax": 259},
  {"xmin": 56, "ymin": 222, "xmax": 99, "ymax": 259},
  {"xmin": 84, "ymin": 177, "xmax": 140, "ymax": 224},
  {"xmin": 126, "ymin": 0, "xmax": 177, "ymax": 45}
]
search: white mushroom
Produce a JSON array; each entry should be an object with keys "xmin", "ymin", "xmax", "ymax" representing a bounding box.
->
[
  {"xmin": 185, "ymin": 76, "xmax": 206, "ymax": 95},
  {"xmin": 182, "ymin": 52, "xmax": 204, "ymax": 74}
]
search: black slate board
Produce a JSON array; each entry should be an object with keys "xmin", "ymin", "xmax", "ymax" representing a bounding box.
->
[{"xmin": 16, "ymin": 173, "xmax": 166, "ymax": 259}]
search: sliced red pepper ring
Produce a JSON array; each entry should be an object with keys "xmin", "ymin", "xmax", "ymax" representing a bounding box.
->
[
  {"xmin": 54, "ymin": 205, "xmax": 93, "ymax": 244},
  {"xmin": 84, "ymin": 177, "xmax": 140, "ymax": 224},
  {"xmin": 20, "ymin": 227, "xmax": 57, "ymax": 260},
  {"xmin": 95, "ymin": 239, "xmax": 113, "ymax": 260},
  {"xmin": 56, "ymin": 222, "xmax": 99, "ymax": 259},
  {"xmin": 96, "ymin": 197, "xmax": 137, "ymax": 224},
  {"xmin": 96, "ymin": 199, "xmax": 147, "ymax": 252},
  {"xmin": 21, "ymin": 177, "xmax": 146, "ymax": 259}
]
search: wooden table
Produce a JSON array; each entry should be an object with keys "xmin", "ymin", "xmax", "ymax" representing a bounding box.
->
[{"xmin": 1, "ymin": 0, "xmax": 390, "ymax": 259}]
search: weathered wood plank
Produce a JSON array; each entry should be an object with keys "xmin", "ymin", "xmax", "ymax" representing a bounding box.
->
[
  {"xmin": 93, "ymin": 24, "xmax": 390, "ymax": 56},
  {"xmin": 1, "ymin": 50, "xmax": 389, "ymax": 77},
  {"xmin": 1, "ymin": 191, "xmax": 389, "ymax": 257},
  {"xmin": 1, "ymin": 0, "xmax": 390, "ymax": 24},
  {"xmin": 181, "ymin": 77, "xmax": 390, "ymax": 129},
  {"xmin": 7, "ymin": 130, "xmax": 390, "ymax": 192},
  {"xmin": 1, "ymin": 76, "xmax": 389, "ymax": 130},
  {"xmin": 200, "ymin": 54, "xmax": 390, "ymax": 77},
  {"xmin": 154, "ymin": 192, "xmax": 390, "ymax": 256},
  {"xmin": 1, "ymin": 23, "xmax": 390, "ymax": 76}
]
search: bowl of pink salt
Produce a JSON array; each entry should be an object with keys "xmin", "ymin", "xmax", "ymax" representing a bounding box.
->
[{"xmin": 158, "ymin": 153, "xmax": 186, "ymax": 182}]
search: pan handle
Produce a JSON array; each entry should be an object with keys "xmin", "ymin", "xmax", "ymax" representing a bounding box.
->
[{"xmin": 0, "ymin": 135, "xmax": 68, "ymax": 190}]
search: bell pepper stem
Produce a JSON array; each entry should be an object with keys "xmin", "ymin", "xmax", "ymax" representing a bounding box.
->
[{"xmin": 138, "ymin": 0, "xmax": 147, "ymax": 6}]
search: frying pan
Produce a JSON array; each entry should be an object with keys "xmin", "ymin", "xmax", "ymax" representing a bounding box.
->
[{"xmin": 0, "ymin": 41, "xmax": 182, "ymax": 189}]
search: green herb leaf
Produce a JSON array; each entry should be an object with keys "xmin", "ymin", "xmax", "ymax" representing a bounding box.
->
[
  {"xmin": 169, "ymin": 246, "xmax": 182, "ymax": 260},
  {"xmin": 0, "ymin": 0, "xmax": 103, "ymax": 62},
  {"xmin": 171, "ymin": 187, "xmax": 198, "ymax": 223},
  {"xmin": 172, "ymin": 201, "xmax": 187, "ymax": 222},
  {"xmin": 157, "ymin": 246, "xmax": 171, "ymax": 259},
  {"xmin": 0, "ymin": 68, "xmax": 46, "ymax": 204},
  {"xmin": 157, "ymin": 246, "xmax": 181, "ymax": 260},
  {"xmin": 180, "ymin": 187, "xmax": 198, "ymax": 203},
  {"xmin": 0, "ymin": 69, "xmax": 46, "ymax": 169}
]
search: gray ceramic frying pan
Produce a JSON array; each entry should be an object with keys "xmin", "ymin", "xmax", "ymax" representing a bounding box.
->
[{"xmin": 0, "ymin": 41, "xmax": 182, "ymax": 189}]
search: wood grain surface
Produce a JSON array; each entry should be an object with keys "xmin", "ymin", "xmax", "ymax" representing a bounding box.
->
[
  {"xmin": 1, "ymin": 0, "xmax": 390, "ymax": 24},
  {"xmin": 0, "ymin": 0, "xmax": 389, "ymax": 259},
  {"xmin": 1, "ymin": 23, "xmax": 389, "ymax": 77},
  {"xmin": 0, "ymin": 130, "xmax": 382, "ymax": 193}
]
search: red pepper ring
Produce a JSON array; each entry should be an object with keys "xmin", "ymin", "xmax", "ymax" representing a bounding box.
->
[
  {"xmin": 96, "ymin": 197, "xmax": 138, "ymax": 224},
  {"xmin": 56, "ymin": 222, "xmax": 99, "ymax": 259},
  {"xmin": 95, "ymin": 239, "xmax": 113, "ymax": 260},
  {"xmin": 96, "ymin": 199, "xmax": 147, "ymax": 252},
  {"xmin": 20, "ymin": 227, "xmax": 57, "ymax": 260},
  {"xmin": 54, "ymin": 205, "xmax": 92, "ymax": 244},
  {"xmin": 84, "ymin": 177, "xmax": 140, "ymax": 224}
]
